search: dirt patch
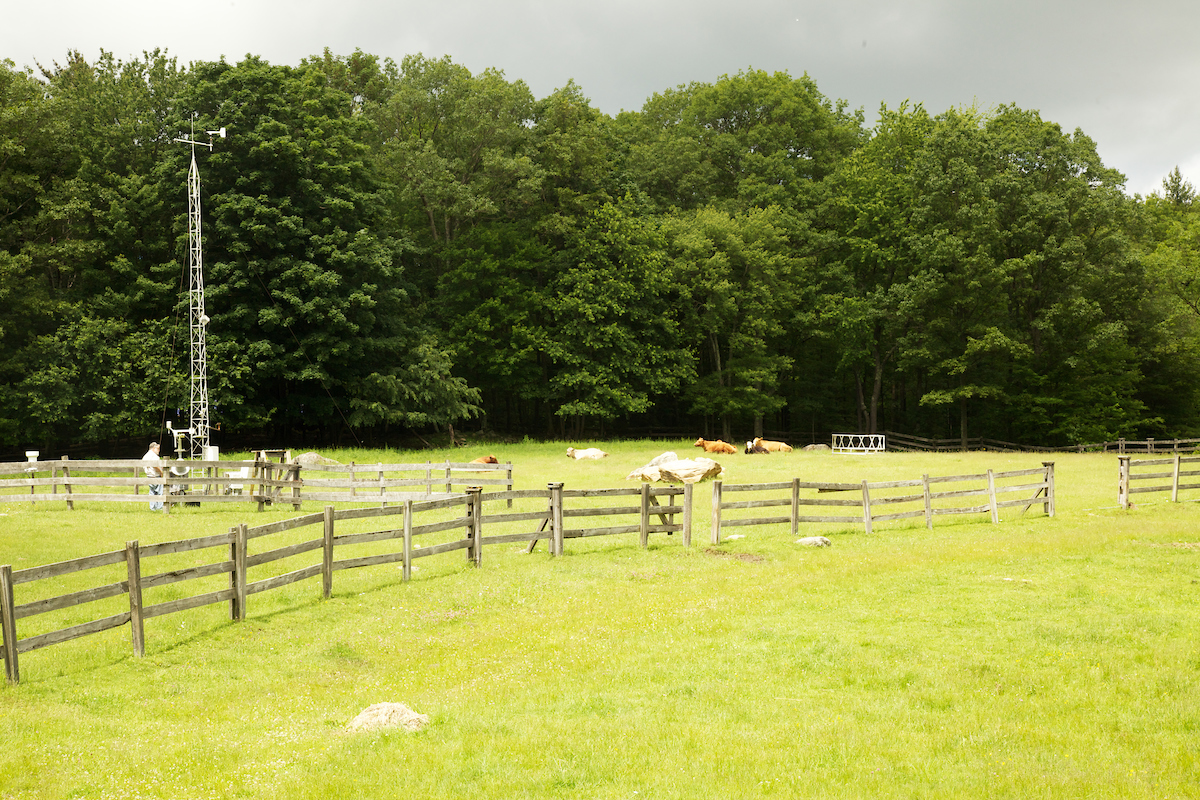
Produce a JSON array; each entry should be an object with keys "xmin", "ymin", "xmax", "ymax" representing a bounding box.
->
[
  {"xmin": 704, "ymin": 547, "xmax": 765, "ymax": 563},
  {"xmin": 1149, "ymin": 542, "xmax": 1200, "ymax": 550}
]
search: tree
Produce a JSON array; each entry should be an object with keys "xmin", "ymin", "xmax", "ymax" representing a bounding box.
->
[
  {"xmin": 183, "ymin": 56, "xmax": 478, "ymax": 440},
  {"xmin": 623, "ymin": 68, "xmax": 864, "ymax": 213},
  {"xmin": 665, "ymin": 204, "xmax": 798, "ymax": 440},
  {"xmin": 820, "ymin": 103, "xmax": 936, "ymax": 433},
  {"xmin": 541, "ymin": 197, "xmax": 694, "ymax": 435}
]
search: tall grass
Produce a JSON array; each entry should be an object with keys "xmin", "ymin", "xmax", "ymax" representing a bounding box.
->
[{"xmin": 1, "ymin": 442, "xmax": 1197, "ymax": 798}]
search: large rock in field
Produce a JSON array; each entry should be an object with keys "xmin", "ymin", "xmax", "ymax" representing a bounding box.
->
[
  {"xmin": 627, "ymin": 457, "xmax": 723, "ymax": 484},
  {"xmin": 347, "ymin": 702, "xmax": 429, "ymax": 732},
  {"xmin": 295, "ymin": 451, "xmax": 341, "ymax": 466}
]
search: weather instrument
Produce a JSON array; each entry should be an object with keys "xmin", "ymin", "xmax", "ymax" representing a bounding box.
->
[{"xmin": 172, "ymin": 119, "xmax": 226, "ymax": 462}]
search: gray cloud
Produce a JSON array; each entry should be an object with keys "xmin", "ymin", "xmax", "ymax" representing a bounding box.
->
[{"xmin": 5, "ymin": 0, "xmax": 1197, "ymax": 194}]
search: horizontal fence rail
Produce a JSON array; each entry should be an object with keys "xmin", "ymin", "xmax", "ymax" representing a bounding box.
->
[
  {"xmin": 1117, "ymin": 454, "xmax": 1200, "ymax": 508},
  {"xmin": 0, "ymin": 458, "xmax": 513, "ymax": 512},
  {"xmin": 1, "ymin": 465, "xmax": 1052, "ymax": 683}
]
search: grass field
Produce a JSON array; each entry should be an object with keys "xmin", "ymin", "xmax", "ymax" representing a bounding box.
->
[{"xmin": 1, "ymin": 441, "xmax": 1198, "ymax": 798}]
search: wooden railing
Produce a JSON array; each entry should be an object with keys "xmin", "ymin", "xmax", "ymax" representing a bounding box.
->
[
  {"xmin": 710, "ymin": 463, "xmax": 1055, "ymax": 541},
  {"xmin": 0, "ymin": 458, "xmax": 513, "ymax": 511},
  {"xmin": 0, "ymin": 482, "xmax": 685, "ymax": 683},
  {"xmin": 1117, "ymin": 454, "xmax": 1200, "ymax": 508},
  {"xmin": 1, "ymin": 465, "xmax": 1051, "ymax": 683},
  {"xmin": 884, "ymin": 431, "xmax": 1200, "ymax": 454}
]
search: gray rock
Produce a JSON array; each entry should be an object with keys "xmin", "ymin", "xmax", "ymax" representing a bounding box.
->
[
  {"xmin": 295, "ymin": 451, "xmax": 340, "ymax": 466},
  {"xmin": 796, "ymin": 536, "xmax": 832, "ymax": 547}
]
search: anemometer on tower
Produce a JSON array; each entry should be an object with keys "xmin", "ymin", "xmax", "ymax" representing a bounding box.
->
[{"xmin": 172, "ymin": 118, "xmax": 226, "ymax": 463}]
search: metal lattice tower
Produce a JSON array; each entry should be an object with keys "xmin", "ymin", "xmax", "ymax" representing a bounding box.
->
[
  {"xmin": 185, "ymin": 149, "xmax": 210, "ymax": 460},
  {"xmin": 174, "ymin": 120, "xmax": 225, "ymax": 460}
]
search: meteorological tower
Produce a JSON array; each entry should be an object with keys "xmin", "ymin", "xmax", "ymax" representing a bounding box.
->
[{"xmin": 173, "ymin": 119, "xmax": 225, "ymax": 460}]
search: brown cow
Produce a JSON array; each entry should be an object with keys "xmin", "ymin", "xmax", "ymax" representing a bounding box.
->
[
  {"xmin": 694, "ymin": 438, "xmax": 737, "ymax": 455},
  {"xmin": 753, "ymin": 437, "xmax": 793, "ymax": 453},
  {"xmin": 470, "ymin": 455, "xmax": 499, "ymax": 464}
]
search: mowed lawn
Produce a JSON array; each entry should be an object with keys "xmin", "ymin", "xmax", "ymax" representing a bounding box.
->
[{"xmin": 0, "ymin": 442, "xmax": 1198, "ymax": 798}]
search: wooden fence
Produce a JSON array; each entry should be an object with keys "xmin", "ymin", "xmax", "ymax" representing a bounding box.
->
[
  {"xmin": 710, "ymin": 463, "xmax": 1055, "ymax": 542},
  {"xmin": 0, "ymin": 482, "xmax": 686, "ymax": 683},
  {"xmin": 884, "ymin": 431, "xmax": 1200, "ymax": 454},
  {"xmin": 1116, "ymin": 454, "xmax": 1200, "ymax": 508},
  {"xmin": 1, "ymin": 464, "xmax": 1052, "ymax": 683},
  {"xmin": 0, "ymin": 458, "xmax": 513, "ymax": 511}
]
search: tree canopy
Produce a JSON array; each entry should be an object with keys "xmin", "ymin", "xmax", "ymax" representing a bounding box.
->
[{"xmin": 0, "ymin": 50, "xmax": 1195, "ymax": 453}]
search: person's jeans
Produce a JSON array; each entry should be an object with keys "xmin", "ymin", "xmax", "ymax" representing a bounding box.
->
[{"xmin": 149, "ymin": 483, "xmax": 163, "ymax": 511}]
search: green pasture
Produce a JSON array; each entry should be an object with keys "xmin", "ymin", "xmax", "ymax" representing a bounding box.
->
[{"xmin": 1, "ymin": 442, "xmax": 1198, "ymax": 798}]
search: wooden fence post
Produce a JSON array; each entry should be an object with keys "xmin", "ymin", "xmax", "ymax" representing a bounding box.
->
[
  {"xmin": 232, "ymin": 524, "xmax": 248, "ymax": 621},
  {"xmin": 639, "ymin": 483, "xmax": 651, "ymax": 548},
  {"xmin": 322, "ymin": 506, "xmax": 335, "ymax": 598},
  {"xmin": 1118, "ymin": 455, "xmax": 1131, "ymax": 509},
  {"xmin": 506, "ymin": 462, "xmax": 513, "ymax": 508},
  {"xmin": 467, "ymin": 488, "xmax": 483, "ymax": 567},
  {"xmin": 445, "ymin": 460, "xmax": 452, "ymax": 494},
  {"xmin": 861, "ymin": 481, "xmax": 872, "ymax": 534},
  {"xmin": 1, "ymin": 565, "xmax": 18, "ymax": 684},
  {"xmin": 255, "ymin": 459, "xmax": 267, "ymax": 513},
  {"xmin": 61, "ymin": 456, "xmax": 74, "ymax": 511},
  {"xmin": 1042, "ymin": 462, "xmax": 1056, "ymax": 517},
  {"xmin": 402, "ymin": 500, "xmax": 413, "ymax": 582},
  {"xmin": 1172, "ymin": 454, "xmax": 1181, "ymax": 503},
  {"xmin": 987, "ymin": 469, "xmax": 999, "ymax": 523},
  {"xmin": 790, "ymin": 478, "xmax": 800, "ymax": 537},
  {"xmin": 550, "ymin": 483, "xmax": 564, "ymax": 556},
  {"xmin": 923, "ymin": 474, "xmax": 933, "ymax": 529},
  {"xmin": 711, "ymin": 481, "xmax": 723, "ymax": 544},
  {"xmin": 125, "ymin": 541, "xmax": 145, "ymax": 657},
  {"xmin": 425, "ymin": 461, "xmax": 432, "ymax": 495},
  {"xmin": 682, "ymin": 483, "xmax": 693, "ymax": 547},
  {"xmin": 290, "ymin": 464, "xmax": 302, "ymax": 511}
]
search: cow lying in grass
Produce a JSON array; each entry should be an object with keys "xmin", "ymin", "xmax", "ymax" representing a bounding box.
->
[
  {"xmin": 745, "ymin": 440, "xmax": 770, "ymax": 454},
  {"xmin": 470, "ymin": 455, "xmax": 499, "ymax": 464},
  {"xmin": 752, "ymin": 437, "xmax": 793, "ymax": 452},
  {"xmin": 694, "ymin": 438, "xmax": 737, "ymax": 455},
  {"xmin": 567, "ymin": 447, "xmax": 608, "ymax": 460}
]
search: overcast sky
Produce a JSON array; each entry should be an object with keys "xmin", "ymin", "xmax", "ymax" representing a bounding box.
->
[{"xmin": 5, "ymin": 0, "xmax": 1197, "ymax": 196}]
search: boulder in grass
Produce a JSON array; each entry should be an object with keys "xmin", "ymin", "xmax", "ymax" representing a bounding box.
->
[
  {"xmin": 348, "ymin": 702, "xmax": 429, "ymax": 732},
  {"xmin": 627, "ymin": 457, "xmax": 723, "ymax": 484},
  {"xmin": 295, "ymin": 451, "xmax": 341, "ymax": 466},
  {"xmin": 796, "ymin": 536, "xmax": 832, "ymax": 547}
]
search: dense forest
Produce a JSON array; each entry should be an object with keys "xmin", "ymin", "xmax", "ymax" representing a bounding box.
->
[{"xmin": 3, "ymin": 49, "xmax": 1200, "ymax": 454}]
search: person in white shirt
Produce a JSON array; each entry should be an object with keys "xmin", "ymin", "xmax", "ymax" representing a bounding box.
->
[{"xmin": 142, "ymin": 441, "xmax": 163, "ymax": 511}]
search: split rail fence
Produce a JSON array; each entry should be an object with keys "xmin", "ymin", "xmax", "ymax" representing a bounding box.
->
[
  {"xmin": 1117, "ymin": 454, "xmax": 1200, "ymax": 508},
  {"xmin": 0, "ymin": 483, "xmax": 685, "ymax": 683},
  {"xmin": 1, "ymin": 464, "xmax": 1053, "ymax": 683},
  {"xmin": 885, "ymin": 431, "xmax": 1200, "ymax": 455},
  {"xmin": 711, "ymin": 463, "xmax": 1055, "ymax": 541},
  {"xmin": 0, "ymin": 458, "xmax": 513, "ymax": 511}
]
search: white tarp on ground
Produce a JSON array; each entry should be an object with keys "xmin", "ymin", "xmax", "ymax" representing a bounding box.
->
[{"xmin": 627, "ymin": 456, "xmax": 723, "ymax": 484}]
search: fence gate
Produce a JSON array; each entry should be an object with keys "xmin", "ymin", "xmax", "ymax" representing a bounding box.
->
[{"xmin": 832, "ymin": 434, "xmax": 887, "ymax": 454}]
